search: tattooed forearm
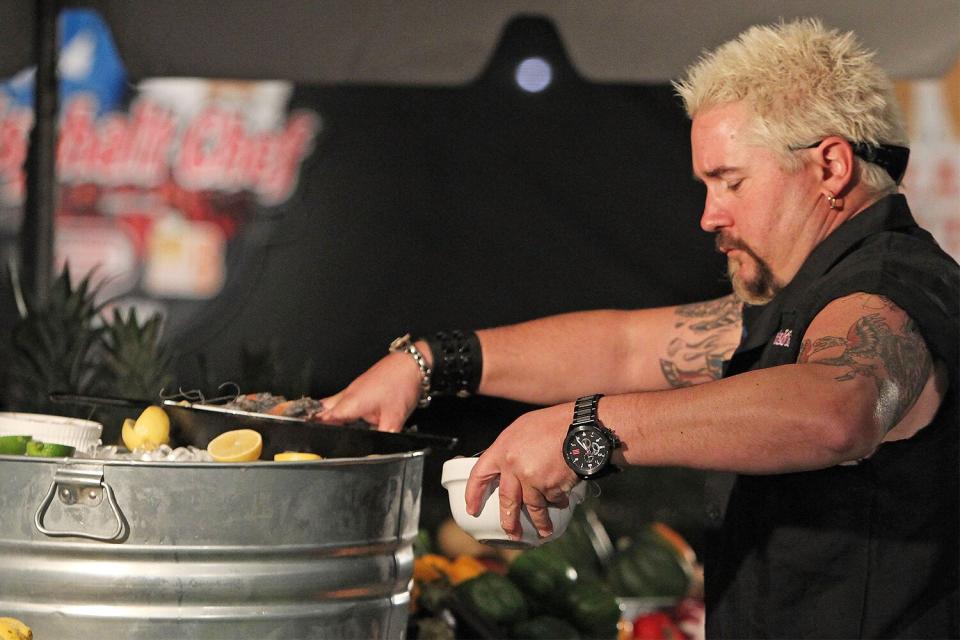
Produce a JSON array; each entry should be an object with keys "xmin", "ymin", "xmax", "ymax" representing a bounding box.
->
[
  {"xmin": 675, "ymin": 296, "xmax": 742, "ymax": 331},
  {"xmin": 666, "ymin": 333, "xmax": 728, "ymax": 358},
  {"xmin": 660, "ymin": 354, "xmax": 727, "ymax": 387},
  {"xmin": 661, "ymin": 295, "xmax": 743, "ymax": 388},
  {"xmin": 798, "ymin": 309, "xmax": 932, "ymax": 429}
]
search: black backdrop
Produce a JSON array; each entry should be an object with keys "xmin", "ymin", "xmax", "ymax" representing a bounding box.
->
[{"xmin": 170, "ymin": 17, "xmax": 729, "ymax": 536}]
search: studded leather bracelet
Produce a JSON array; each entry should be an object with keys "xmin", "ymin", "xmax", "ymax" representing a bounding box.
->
[{"xmin": 423, "ymin": 330, "xmax": 482, "ymax": 398}]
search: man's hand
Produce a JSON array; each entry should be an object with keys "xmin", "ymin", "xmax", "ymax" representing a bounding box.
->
[
  {"xmin": 464, "ymin": 403, "xmax": 581, "ymax": 540},
  {"xmin": 316, "ymin": 350, "xmax": 425, "ymax": 432}
]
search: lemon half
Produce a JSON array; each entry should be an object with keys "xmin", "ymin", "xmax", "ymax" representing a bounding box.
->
[
  {"xmin": 121, "ymin": 406, "xmax": 171, "ymax": 451},
  {"xmin": 274, "ymin": 451, "xmax": 322, "ymax": 461},
  {"xmin": 0, "ymin": 617, "xmax": 32, "ymax": 640},
  {"xmin": 207, "ymin": 429, "xmax": 263, "ymax": 462}
]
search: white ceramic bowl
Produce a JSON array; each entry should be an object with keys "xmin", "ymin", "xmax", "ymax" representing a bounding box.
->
[
  {"xmin": 441, "ymin": 456, "xmax": 587, "ymax": 549},
  {"xmin": 0, "ymin": 412, "xmax": 102, "ymax": 452}
]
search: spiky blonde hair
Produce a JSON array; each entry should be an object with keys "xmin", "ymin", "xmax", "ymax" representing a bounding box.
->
[{"xmin": 674, "ymin": 18, "xmax": 907, "ymax": 194}]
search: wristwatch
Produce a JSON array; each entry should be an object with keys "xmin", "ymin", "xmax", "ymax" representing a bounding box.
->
[{"xmin": 562, "ymin": 394, "xmax": 621, "ymax": 479}]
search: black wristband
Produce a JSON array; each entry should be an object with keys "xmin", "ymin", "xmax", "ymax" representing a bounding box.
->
[{"xmin": 423, "ymin": 330, "xmax": 482, "ymax": 398}]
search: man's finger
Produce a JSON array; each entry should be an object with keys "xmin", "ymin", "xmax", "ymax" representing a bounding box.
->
[
  {"xmin": 522, "ymin": 487, "xmax": 555, "ymax": 538},
  {"xmin": 497, "ymin": 473, "xmax": 524, "ymax": 540},
  {"xmin": 464, "ymin": 458, "xmax": 499, "ymax": 517},
  {"xmin": 314, "ymin": 393, "xmax": 343, "ymax": 422},
  {"xmin": 318, "ymin": 392, "xmax": 341, "ymax": 408},
  {"xmin": 317, "ymin": 400, "xmax": 352, "ymax": 424},
  {"xmin": 377, "ymin": 409, "xmax": 406, "ymax": 433},
  {"xmin": 542, "ymin": 485, "xmax": 571, "ymax": 509}
]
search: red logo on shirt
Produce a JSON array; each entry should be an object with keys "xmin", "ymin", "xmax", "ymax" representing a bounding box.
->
[{"xmin": 773, "ymin": 329, "xmax": 793, "ymax": 347}]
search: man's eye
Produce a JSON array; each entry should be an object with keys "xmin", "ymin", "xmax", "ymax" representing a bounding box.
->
[{"xmin": 726, "ymin": 180, "xmax": 742, "ymax": 191}]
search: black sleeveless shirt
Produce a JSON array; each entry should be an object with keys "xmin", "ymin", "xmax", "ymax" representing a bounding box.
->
[{"xmin": 706, "ymin": 195, "xmax": 959, "ymax": 638}]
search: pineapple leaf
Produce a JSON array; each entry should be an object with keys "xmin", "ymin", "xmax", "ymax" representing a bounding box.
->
[
  {"xmin": 95, "ymin": 306, "xmax": 175, "ymax": 400},
  {"xmin": 0, "ymin": 263, "xmax": 175, "ymax": 415}
]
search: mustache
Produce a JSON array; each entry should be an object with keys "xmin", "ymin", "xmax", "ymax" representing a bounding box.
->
[
  {"xmin": 715, "ymin": 233, "xmax": 752, "ymax": 255},
  {"xmin": 715, "ymin": 233, "xmax": 768, "ymax": 268}
]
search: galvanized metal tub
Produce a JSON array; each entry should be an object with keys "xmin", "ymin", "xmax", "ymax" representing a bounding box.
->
[{"xmin": 0, "ymin": 451, "xmax": 424, "ymax": 639}]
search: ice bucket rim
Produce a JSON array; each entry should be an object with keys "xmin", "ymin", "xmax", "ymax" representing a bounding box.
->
[{"xmin": 0, "ymin": 448, "xmax": 425, "ymax": 468}]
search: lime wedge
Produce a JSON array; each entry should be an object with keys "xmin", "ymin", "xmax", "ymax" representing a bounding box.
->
[
  {"xmin": 25, "ymin": 440, "xmax": 76, "ymax": 458},
  {"xmin": 0, "ymin": 435, "xmax": 32, "ymax": 455}
]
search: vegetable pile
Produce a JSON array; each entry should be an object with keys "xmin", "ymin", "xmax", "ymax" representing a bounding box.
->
[{"xmin": 409, "ymin": 513, "xmax": 704, "ymax": 640}]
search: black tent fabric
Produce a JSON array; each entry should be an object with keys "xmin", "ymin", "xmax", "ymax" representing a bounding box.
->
[{"xmin": 70, "ymin": 0, "xmax": 960, "ymax": 83}]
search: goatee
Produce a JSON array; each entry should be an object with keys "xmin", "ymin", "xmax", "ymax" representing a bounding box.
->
[{"xmin": 716, "ymin": 234, "xmax": 781, "ymax": 305}]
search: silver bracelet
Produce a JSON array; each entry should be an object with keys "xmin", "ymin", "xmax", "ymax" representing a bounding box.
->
[{"xmin": 389, "ymin": 333, "xmax": 432, "ymax": 408}]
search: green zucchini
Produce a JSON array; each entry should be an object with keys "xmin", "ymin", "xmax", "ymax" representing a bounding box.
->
[
  {"xmin": 454, "ymin": 571, "xmax": 528, "ymax": 626},
  {"xmin": 564, "ymin": 581, "xmax": 620, "ymax": 638},
  {"xmin": 507, "ymin": 546, "xmax": 578, "ymax": 612},
  {"xmin": 606, "ymin": 534, "xmax": 690, "ymax": 599}
]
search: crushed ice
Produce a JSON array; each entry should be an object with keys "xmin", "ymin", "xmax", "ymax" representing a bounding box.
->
[{"xmin": 77, "ymin": 444, "xmax": 213, "ymax": 462}]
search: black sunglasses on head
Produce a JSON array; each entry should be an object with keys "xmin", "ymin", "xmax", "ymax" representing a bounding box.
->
[{"xmin": 792, "ymin": 140, "xmax": 910, "ymax": 185}]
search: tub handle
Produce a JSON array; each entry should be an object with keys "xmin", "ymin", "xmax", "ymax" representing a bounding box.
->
[{"xmin": 34, "ymin": 464, "xmax": 127, "ymax": 543}]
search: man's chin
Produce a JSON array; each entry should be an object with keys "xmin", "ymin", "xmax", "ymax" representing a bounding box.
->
[
  {"xmin": 729, "ymin": 263, "xmax": 777, "ymax": 306},
  {"xmin": 731, "ymin": 279, "xmax": 775, "ymax": 305}
]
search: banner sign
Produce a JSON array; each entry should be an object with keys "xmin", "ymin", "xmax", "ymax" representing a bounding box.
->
[
  {"xmin": 1, "ymin": 95, "xmax": 319, "ymax": 208},
  {"xmin": 0, "ymin": 9, "xmax": 321, "ymax": 304}
]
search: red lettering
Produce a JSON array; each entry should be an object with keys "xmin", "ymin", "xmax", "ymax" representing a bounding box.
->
[
  {"xmin": 57, "ymin": 95, "xmax": 177, "ymax": 188},
  {"xmin": 0, "ymin": 96, "xmax": 32, "ymax": 204},
  {"xmin": 1, "ymin": 93, "xmax": 317, "ymax": 207},
  {"xmin": 174, "ymin": 106, "xmax": 319, "ymax": 205}
]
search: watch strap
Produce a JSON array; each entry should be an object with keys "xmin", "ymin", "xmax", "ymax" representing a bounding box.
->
[
  {"xmin": 571, "ymin": 393, "xmax": 604, "ymax": 429},
  {"xmin": 571, "ymin": 394, "xmax": 621, "ymax": 447},
  {"xmin": 566, "ymin": 394, "xmax": 622, "ymax": 479}
]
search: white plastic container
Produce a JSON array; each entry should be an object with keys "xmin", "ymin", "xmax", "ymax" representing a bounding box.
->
[
  {"xmin": 441, "ymin": 456, "xmax": 587, "ymax": 548},
  {"xmin": 0, "ymin": 412, "xmax": 102, "ymax": 451}
]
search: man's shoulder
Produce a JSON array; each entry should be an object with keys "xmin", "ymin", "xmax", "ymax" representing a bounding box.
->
[
  {"xmin": 832, "ymin": 227, "xmax": 959, "ymax": 293},
  {"xmin": 830, "ymin": 195, "xmax": 957, "ymax": 280},
  {"xmin": 801, "ymin": 228, "xmax": 959, "ymax": 364}
]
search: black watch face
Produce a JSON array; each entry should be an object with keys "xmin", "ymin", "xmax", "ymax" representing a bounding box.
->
[{"xmin": 563, "ymin": 425, "xmax": 611, "ymax": 477}]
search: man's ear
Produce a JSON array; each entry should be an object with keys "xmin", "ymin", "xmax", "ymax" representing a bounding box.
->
[{"xmin": 815, "ymin": 136, "xmax": 855, "ymax": 197}]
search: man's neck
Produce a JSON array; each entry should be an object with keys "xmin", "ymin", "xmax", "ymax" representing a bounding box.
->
[
  {"xmin": 776, "ymin": 189, "xmax": 891, "ymax": 289},
  {"xmin": 820, "ymin": 189, "xmax": 889, "ymax": 238}
]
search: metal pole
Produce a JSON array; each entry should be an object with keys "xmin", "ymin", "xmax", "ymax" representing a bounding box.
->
[{"xmin": 20, "ymin": 0, "xmax": 59, "ymax": 305}]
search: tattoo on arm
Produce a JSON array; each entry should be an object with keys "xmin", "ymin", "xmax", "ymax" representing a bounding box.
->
[
  {"xmin": 675, "ymin": 296, "xmax": 742, "ymax": 331},
  {"xmin": 798, "ymin": 296, "xmax": 932, "ymax": 429},
  {"xmin": 660, "ymin": 295, "xmax": 742, "ymax": 388}
]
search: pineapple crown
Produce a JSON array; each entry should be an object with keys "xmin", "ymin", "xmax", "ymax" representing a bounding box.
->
[{"xmin": 2, "ymin": 263, "xmax": 176, "ymax": 413}]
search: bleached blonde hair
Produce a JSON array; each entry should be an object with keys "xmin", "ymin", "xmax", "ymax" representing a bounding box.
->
[{"xmin": 673, "ymin": 19, "xmax": 908, "ymax": 195}]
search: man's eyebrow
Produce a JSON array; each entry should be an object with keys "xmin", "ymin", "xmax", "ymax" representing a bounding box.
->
[
  {"xmin": 705, "ymin": 166, "xmax": 741, "ymax": 178},
  {"xmin": 693, "ymin": 166, "xmax": 741, "ymax": 183}
]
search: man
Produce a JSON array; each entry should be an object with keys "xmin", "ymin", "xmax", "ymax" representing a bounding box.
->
[{"xmin": 318, "ymin": 19, "xmax": 958, "ymax": 637}]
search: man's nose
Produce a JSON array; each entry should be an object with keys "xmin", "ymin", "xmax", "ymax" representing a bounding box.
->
[{"xmin": 700, "ymin": 197, "xmax": 729, "ymax": 233}]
